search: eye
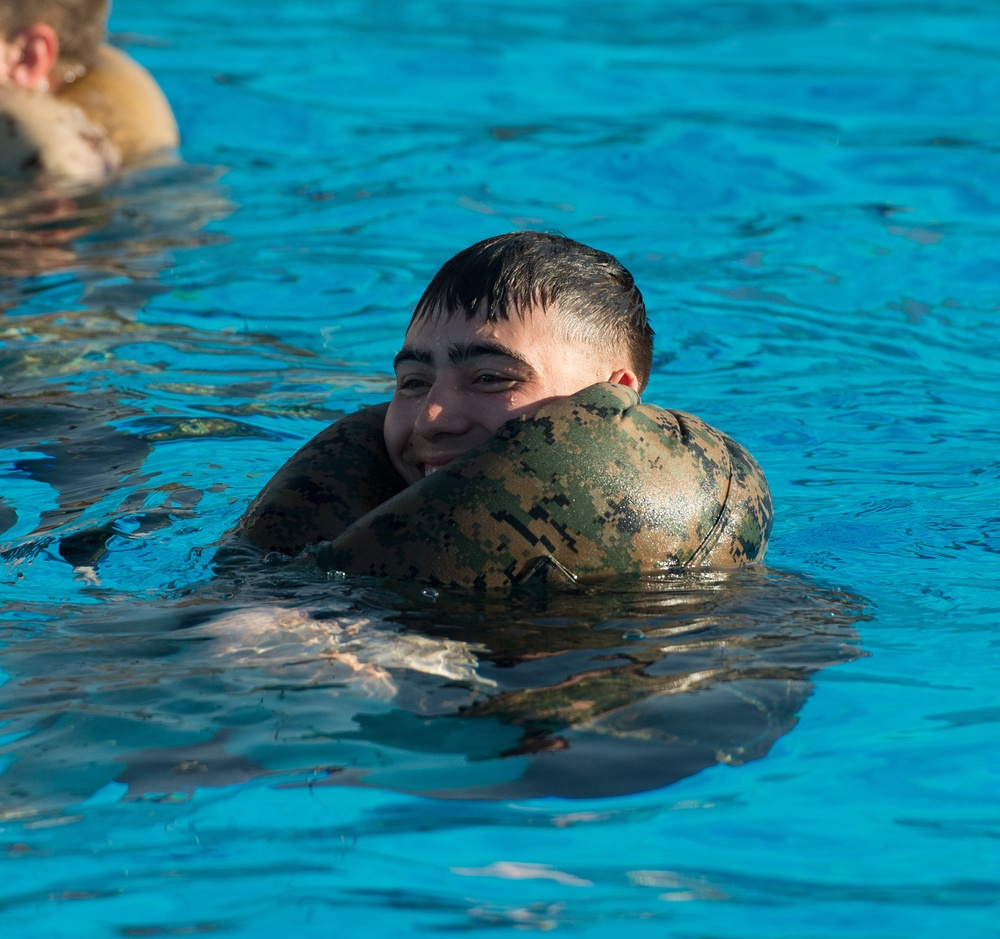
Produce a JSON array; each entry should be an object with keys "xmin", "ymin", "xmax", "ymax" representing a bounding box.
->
[
  {"xmin": 474, "ymin": 371, "xmax": 517, "ymax": 389},
  {"xmin": 395, "ymin": 374, "xmax": 430, "ymax": 395}
]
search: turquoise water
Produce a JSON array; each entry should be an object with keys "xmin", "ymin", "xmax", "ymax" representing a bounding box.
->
[{"xmin": 2, "ymin": 0, "xmax": 999, "ymax": 935}]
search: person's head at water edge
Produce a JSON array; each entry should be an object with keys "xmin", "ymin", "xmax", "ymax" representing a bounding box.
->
[
  {"xmin": 0, "ymin": 0, "xmax": 177, "ymax": 183},
  {"xmin": 0, "ymin": 0, "xmax": 107, "ymax": 92},
  {"xmin": 233, "ymin": 228, "xmax": 772, "ymax": 572},
  {"xmin": 383, "ymin": 231, "xmax": 655, "ymax": 486}
]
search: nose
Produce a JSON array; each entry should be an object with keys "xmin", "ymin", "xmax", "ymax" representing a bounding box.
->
[{"xmin": 413, "ymin": 381, "xmax": 472, "ymax": 438}]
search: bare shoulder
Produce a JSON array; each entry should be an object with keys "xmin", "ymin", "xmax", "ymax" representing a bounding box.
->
[{"xmin": 58, "ymin": 44, "xmax": 179, "ymax": 166}]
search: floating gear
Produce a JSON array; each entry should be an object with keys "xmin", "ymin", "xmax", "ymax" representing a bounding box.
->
[{"xmin": 237, "ymin": 382, "xmax": 772, "ymax": 587}]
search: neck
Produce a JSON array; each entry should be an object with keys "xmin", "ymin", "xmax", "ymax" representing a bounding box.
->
[{"xmin": 51, "ymin": 61, "xmax": 88, "ymax": 94}]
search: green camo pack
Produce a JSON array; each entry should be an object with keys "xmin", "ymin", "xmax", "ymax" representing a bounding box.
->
[{"xmin": 236, "ymin": 382, "xmax": 772, "ymax": 588}]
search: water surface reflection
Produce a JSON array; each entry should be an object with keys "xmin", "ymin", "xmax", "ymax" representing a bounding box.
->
[{"xmin": 0, "ymin": 566, "xmax": 866, "ymax": 815}]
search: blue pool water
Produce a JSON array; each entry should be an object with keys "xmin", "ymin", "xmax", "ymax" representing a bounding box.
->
[{"xmin": 2, "ymin": 0, "xmax": 999, "ymax": 934}]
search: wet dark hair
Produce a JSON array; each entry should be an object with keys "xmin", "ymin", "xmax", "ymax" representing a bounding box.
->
[
  {"xmin": 0, "ymin": 0, "xmax": 109, "ymax": 72},
  {"xmin": 412, "ymin": 231, "xmax": 654, "ymax": 390}
]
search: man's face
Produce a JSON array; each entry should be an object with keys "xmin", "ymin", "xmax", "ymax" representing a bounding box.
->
[{"xmin": 384, "ymin": 306, "xmax": 616, "ymax": 486}]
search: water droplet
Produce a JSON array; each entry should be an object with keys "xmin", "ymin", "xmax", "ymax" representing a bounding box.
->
[
  {"xmin": 622, "ymin": 628, "xmax": 646, "ymax": 640},
  {"xmin": 420, "ymin": 587, "xmax": 439, "ymax": 600},
  {"xmin": 326, "ymin": 570, "xmax": 347, "ymax": 581}
]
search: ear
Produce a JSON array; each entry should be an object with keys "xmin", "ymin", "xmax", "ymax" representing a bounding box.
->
[
  {"xmin": 608, "ymin": 367, "xmax": 641, "ymax": 391},
  {"xmin": 7, "ymin": 24, "xmax": 60, "ymax": 91}
]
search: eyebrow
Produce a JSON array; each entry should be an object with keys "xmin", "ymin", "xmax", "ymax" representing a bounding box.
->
[
  {"xmin": 393, "ymin": 346, "xmax": 434, "ymax": 370},
  {"xmin": 393, "ymin": 341, "xmax": 535, "ymax": 373}
]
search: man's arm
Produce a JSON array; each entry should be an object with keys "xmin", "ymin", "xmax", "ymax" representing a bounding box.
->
[{"xmin": 235, "ymin": 403, "xmax": 406, "ymax": 555}]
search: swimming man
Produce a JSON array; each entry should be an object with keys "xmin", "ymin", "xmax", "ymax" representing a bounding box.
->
[
  {"xmin": 239, "ymin": 231, "xmax": 655, "ymax": 551},
  {"xmin": 236, "ymin": 231, "xmax": 771, "ymax": 585}
]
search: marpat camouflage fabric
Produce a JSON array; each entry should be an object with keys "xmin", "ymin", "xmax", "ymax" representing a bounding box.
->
[
  {"xmin": 237, "ymin": 402, "xmax": 404, "ymax": 555},
  {"xmin": 238, "ymin": 383, "xmax": 772, "ymax": 587}
]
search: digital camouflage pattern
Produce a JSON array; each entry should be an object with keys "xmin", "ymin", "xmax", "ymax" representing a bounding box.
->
[
  {"xmin": 238, "ymin": 383, "xmax": 772, "ymax": 587},
  {"xmin": 237, "ymin": 402, "xmax": 404, "ymax": 554}
]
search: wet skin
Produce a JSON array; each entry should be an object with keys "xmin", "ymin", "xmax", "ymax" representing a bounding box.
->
[{"xmin": 384, "ymin": 305, "xmax": 637, "ymax": 486}]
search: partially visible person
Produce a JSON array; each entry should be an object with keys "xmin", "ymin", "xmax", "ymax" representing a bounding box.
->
[
  {"xmin": 237, "ymin": 231, "xmax": 654, "ymax": 556},
  {"xmin": 0, "ymin": 0, "xmax": 178, "ymax": 183},
  {"xmin": 235, "ymin": 232, "xmax": 773, "ymax": 586}
]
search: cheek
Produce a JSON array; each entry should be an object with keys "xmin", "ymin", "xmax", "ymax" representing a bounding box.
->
[
  {"xmin": 382, "ymin": 399, "xmax": 409, "ymax": 457},
  {"xmin": 482, "ymin": 392, "xmax": 527, "ymax": 428},
  {"xmin": 482, "ymin": 391, "xmax": 560, "ymax": 437}
]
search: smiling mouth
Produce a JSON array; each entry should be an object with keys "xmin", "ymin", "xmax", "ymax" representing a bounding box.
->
[
  {"xmin": 423, "ymin": 461, "xmax": 453, "ymax": 478},
  {"xmin": 419, "ymin": 456, "xmax": 460, "ymax": 478}
]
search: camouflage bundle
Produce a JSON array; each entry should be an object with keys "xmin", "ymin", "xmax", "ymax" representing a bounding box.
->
[{"xmin": 238, "ymin": 383, "xmax": 772, "ymax": 588}]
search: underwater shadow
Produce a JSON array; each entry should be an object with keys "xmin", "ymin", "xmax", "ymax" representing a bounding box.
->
[
  {"xmin": 295, "ymin": 566, "xmax": 869, "ymax": 799},
  {"xmin": 0, "ymin": 564, "xmax": 867, "ymax": 815}
]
